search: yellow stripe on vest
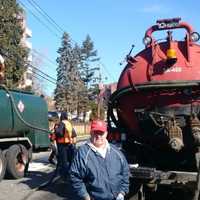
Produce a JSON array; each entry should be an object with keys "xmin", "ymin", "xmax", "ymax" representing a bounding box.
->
[{"xmin": 62, "ymin": 120, "xmax": 73, "ymax": 143}]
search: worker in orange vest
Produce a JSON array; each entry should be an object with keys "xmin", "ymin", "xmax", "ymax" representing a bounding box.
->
[
  {"xmin": 48, "ymin": 114, "xmax": 60, "ymax": 165},
  {"xmin": 48, "ymin": 128, "xmax": 57, "ymax": 165},
  {"xmin": 54, "ymin": 111, "xmax": 77, "ymax": 178}
]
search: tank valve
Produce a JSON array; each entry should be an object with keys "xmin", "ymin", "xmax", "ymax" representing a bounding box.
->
[
  {"xmin": 190, "ymin": 114, "xmax": 200, "ymax": 145},
  {"xmin": 169, "ymin": 137, "xmax": 184, "ymax": 152},
  {"xmin": 165, "ymin": 118, "xmax": 184, "ymax": 152}
]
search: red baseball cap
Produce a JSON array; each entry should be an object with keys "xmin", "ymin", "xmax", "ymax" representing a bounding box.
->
[{"xmin": 90, "ymin": 120, "xmax": 107, "ymax": 133}]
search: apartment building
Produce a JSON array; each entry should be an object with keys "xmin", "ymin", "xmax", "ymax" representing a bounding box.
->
[{"xmin": 17, "ymin": 11, "xmax": 33, "ymax": 89}]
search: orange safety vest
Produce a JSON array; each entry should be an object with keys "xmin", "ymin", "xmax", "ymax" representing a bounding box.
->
[
  {"xmin": 49, "ymin": 133, "xmax": 56, "ymax": 141},
  {"xmin": 56, "ymin": 120, "xmax": 73, "ymax": 144}
]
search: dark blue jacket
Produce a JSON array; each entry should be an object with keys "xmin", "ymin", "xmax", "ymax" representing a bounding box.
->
[{"xmin": 70, "ymin": 143, "xmax": 129, "ymax": 200}]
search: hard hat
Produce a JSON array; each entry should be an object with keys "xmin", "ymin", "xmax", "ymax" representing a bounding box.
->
[{"xmin": 91, "ymin": 120, "xmax": 107, "ymax": 133}]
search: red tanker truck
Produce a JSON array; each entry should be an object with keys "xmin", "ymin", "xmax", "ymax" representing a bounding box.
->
[{"xmin": 107, "ymin": 18, "xmax": 200, "ymax": 200}]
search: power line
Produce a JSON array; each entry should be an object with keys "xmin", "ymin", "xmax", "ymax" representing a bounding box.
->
[
  {"xmin": 19, "ymin": 0, "xmax": 114, "ymax": 83},
  {"xmin": 18, "ymin": 0, "xmax": 60, "ymax": 39},
  {"xmin": 0, "ymin": 48, "xmax": 57, "ymax": 83},
  {"xmin": 99, "ymin": 61, "xmax": 116, "ymax": 82},
  {"xmin": 23, "ymin": 0, "xmax": 78, "ymax": 44},
  {"xmin": 31, "ymin": 70, "xmax": 57, "ymax": 85},
  {"xmin": 32, "ymin": 49, "xmax": 58, "ymax": 68},
  {"xmin": 26, "ymin": 0, "xmax": 64, "ymax": 34},
  {"xmin": 31, "ymin": 73, "xmax": 53, "ymax": 87},
  {"xmin": 28, "ymin": 64, "xmax": 57, "ymax": 82},
  {"xmin": 31, "ymin": 71, "xmax": 66, "ymax": 90}
]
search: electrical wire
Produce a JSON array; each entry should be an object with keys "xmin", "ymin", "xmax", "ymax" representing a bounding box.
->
[
  {"xmin": 0, "ymin": 84, "xmax": 62, "ymax": 199},
  {"xmin": 18, "ymin": 0, "xmax": 60, "ymax": 39},
  {"xmin": 26, "ymin": 0, "xmax": 64, "ymax": 34},
  {"xmin": 32, "ymin": 49, "xmax": 58, "ymax": 68},
  {"xmin": 29, "ymin": 64, "xmax": 57, "ymax": 82},
  {"xmin": 0, "ymin": 48, "xmax": 58, "ymax": 85},
  {"xmin": 20, "ymin": 0, "xmax": 76, "ymax": 43},
  {"xmin": 1, "ymin": 48, "xmax": 73, "ymax": 92},
  {"xmin": 31, "ymin": 72, "xmax": 66, "ymax": 91},
  {"xmin": 0, "ymin": 84, "xmax": 51, "ymax": 133},
  {"xmin": 31, "ymin": 71, "xmax": 57, "ymax": 85},
  {"xmin": 99, "ymin": 61, "xmax": 115, "ymax": 82},
  {"xmin": 19, "ymin": 0, "xmax": 114, "ymax": 82}
]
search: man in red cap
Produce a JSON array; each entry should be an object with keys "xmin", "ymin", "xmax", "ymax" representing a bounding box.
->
[
  {"xmin": 89, "ymin": 120, "xmax": 108, "ymax": 149},
  {"xmin": 70, "ymin": 119, "xmax": 129, "ymax": 200}
]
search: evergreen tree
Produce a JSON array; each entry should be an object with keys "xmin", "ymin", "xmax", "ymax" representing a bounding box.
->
[
  {"xmin": 55, "ymin": 32, "xmax": 81, "ymax": 113},
  {"xmin": 79, "ymin": 34, "xmax": 100, "ymax": 120},
  {"xmin": 80, "ymin": 35, "xmax": 99, "ymax": 85},
  {"xmin": 73, "ymin": 43, "xmax": 85, "ymax": 117},
  {"xmin": 0, "ymin": 0, "xmax": 28, "ymax": 88},
  {"xmin": 55, "ymin": 33, "xmax": 101, "ymax": 119}
]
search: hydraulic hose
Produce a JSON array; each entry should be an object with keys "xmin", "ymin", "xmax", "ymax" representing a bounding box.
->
[
  {"xmin": 21, "ymin": 164, "xmax": 61, "ymax": 200},
  {"xmin": 0, "ymin": 84, "xmax": 51, "ymax": 134},
  {"xmin": 0, "ymin": 85, "xmax": 62, "ymax": 197},
  {"xmin": 108, "ymin": 80, "xmax": 200, "ymax": 130},
  {"xmin": 107, "ymin": 86, "xmax": 130, "ymax": 131}
]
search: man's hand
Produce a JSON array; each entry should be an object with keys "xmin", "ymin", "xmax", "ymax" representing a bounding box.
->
[
  {"xmin": 84, "ymin": 195, "xmax": 91, "ymax": 200},
  {"xmin": 116, "ymin": 193, "xmax": 124, "ymax": 200}
]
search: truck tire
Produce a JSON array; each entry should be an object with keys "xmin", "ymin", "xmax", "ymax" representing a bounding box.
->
[
  {"xmin": 0, "ymin": 150, "xmax": 6, "ymax": 181},
  {"xmin": 6, "ymin": 145, "xmax": 29, "ymax": 179}
]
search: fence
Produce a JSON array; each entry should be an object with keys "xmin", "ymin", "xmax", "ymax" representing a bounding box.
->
[
  {"xmin": 49, "ymin": 121, "xmax": 90, "ymax": 137},
  {"xmin": 72, "ymin": 122, "xmax": 90, "ymax": 136}
]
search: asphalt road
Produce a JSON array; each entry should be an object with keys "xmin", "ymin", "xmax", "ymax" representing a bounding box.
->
[
  {"xmin": 0, "ymin": 151, "xmax": 65, "ymax": 200},
  {"xmin": 0, "ymin": 139, "xmax": 88, "ymax": 200}
]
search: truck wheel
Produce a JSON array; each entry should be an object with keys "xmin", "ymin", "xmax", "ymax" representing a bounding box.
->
[
  {"xmin": 6, "ymin": 145, "xmax": 28, "ymax": 179},
  {"xmin": 24, "ymin": 147, "xmax": 33, "ymax": 177},
  {"xmin": 0, "ymin": 150, "xmax": 6, "ymax": 181}
]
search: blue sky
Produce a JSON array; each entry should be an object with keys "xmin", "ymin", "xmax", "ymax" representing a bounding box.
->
[{"xmin": 19, "ymin": 0, "xmax": 200, "ymax": 95}]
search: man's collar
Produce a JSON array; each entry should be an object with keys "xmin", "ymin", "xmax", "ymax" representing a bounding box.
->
[{"xmin": 87, "ymin": 139, "xmax": 110, "ymax": 153}]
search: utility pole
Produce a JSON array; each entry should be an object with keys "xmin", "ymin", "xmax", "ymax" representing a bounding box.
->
[{"xmin": 97, "ymin": 71, "xmax": 102, "ymax": 118}]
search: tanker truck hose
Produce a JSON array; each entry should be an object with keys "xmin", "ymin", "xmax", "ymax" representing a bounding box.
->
[
  {"xmin": 0, "ymin": 85, "xmax": 61, "ymax": 199},
  {"xmin": 20, "ymin": 163, "xmax": 61, "ymax": 200},
  {"xmin": 0, "ymin": 84, "xmax": 51, "ymax": 134},
  {"xmin": 0, "ymin": 85, "xmax": 62, "ymax": 198},
  {"xmin": 108, "ymin": 84, "xmax": 179, "ymax": 129},
  {"xmin": 107, "ymin": 87, "xmax": 132, "ymax": 130}
]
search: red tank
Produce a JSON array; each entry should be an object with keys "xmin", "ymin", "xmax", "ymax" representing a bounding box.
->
[{"xmin": 108, "ymin": 18, "xmax": 200, "ymax": 171}]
